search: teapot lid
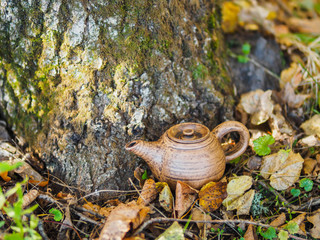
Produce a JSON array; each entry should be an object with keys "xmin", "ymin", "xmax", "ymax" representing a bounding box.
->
[{"xmin": 167, "ymin": 122, "xmax": 210, "ymax": 143}]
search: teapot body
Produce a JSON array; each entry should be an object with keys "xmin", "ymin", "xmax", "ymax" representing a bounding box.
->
[
  {"xmin": 126, "ymin": 121, "xmax": 249, "ymax": 189},
  {"xmin": 159, "ymin": 133, "xmax": 226, "ymax": 189}
]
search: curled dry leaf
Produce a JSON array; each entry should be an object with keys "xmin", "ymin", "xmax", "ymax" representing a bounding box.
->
[
  {"xmin": 282, "ymin": 83, "xmax": 310, "ymax": 109},
  {"xmin": 134, "ymin": 166, "xmax": 145, "ymax": 188},
  {"xmin": 288, "ymin": 18, "xmax": 320, "ymax": 34},
  {"xmin": 260, "ymin": 150, "xmax": 304, "ymax": 190},
  {"xmin": 303, "ymin": 158, "xmax": 317, "ymax": 175},
  {"xmin": 280, "ymin": 62, "xmax": 303, "ymax": 89},
  {"xmin": 222, "ymin": 176, "xmax": 255, "ymax": 215},
  {"xmin": 137, "ymin": 178, "xmax": 158, "ymax": 205},
  {"xmin": 307, "ymin": 210, "xmax": 320, "ymax": 239},
  {"xmin": 156, "ymin": 182, "xmax": 173, "ymax": 212},
  {"xmin": 22, "ymin": 189, "xmax": 39, "ymax": 209},
  {"xmin": 199, "ymin": 181, "xmax": 227, "ymax": 212},
  {"xmin": 155, "ymin": 221, "xmax": 184, "ymax": 240},
  {"xmin": 98, "ymin": 201, "xmax": 149, "ymax": 240},
  {"xmin": 239, "ymin": 90, "xmax": 274, "ymax": 125},
  {"xmin": 299, "ymin": 135, "xmax": 320, "ymax": 147},
  {"xmin": 268, "ymin": 104, "xmax": 293, "ymax": 139},
  {"xmin": 175, "ymin": 181, "xmax": 198, "ymax": 218},
  {"xmin": 270, "ymin": 212, "xmax": 286, "ymax": 227},
  {"xmin": 301, "ymin": 114, "xmax": 320, "ymax": 138},
  {"xmin": 244, "ymin": 224, "xmax": 258, "ymax": 240}
]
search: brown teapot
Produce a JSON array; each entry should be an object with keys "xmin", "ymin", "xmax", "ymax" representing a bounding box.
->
[{"xmin": 125, "ymin": 121, "xmax": 250, "ymax": 189}]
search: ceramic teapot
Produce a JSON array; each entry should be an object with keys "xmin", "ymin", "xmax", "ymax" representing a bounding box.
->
[{"xmin": 125, "ymin": 121, "xmax": 250, "ymax": 189}]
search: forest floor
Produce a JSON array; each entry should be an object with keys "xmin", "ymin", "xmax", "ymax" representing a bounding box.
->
[{"xmin": 1, "ymin": 0, "xmax": 320, "ymax": 239}]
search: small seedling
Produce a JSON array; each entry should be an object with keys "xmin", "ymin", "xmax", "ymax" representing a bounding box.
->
[
  {"xmin": 299, "ymin": 178, "xmax": 313, "ymax": 192},
  {"xmin": 290, "ymin": 188, "xmax": 301, "ymax": 197},
  {"xmin": 237, "ymin": 43, "xmax": 251, "ymax": 63},
  {"xmin": 141, "ymin": 170, "xmax": 148, "ymax": 180},
  {"xmin": 49, "ymin": 208, "xmax": 63, "ymax": 221},
  {"xmin": 258, "ymin": 226, "xmax": 277, "ymax": 240},
  {"xmin": 253, "ymin": 135, "xmax": 275, "ymax": 156},
  {"xmin": 284, "ymin": 221, "xmax": 299, "ymax": 234},
  {"xmin": 278, "ymin": 230, "xmax": 289, "ymax": 240}
]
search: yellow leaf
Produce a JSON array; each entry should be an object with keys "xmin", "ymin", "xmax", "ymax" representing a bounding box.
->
[
  {"xmin": 199, "ymin": 181, "xmax": 227, "ymax": 212},
  {"xmin": 222, "ymin": 2, "xmax": 240, "ymax": 33}
]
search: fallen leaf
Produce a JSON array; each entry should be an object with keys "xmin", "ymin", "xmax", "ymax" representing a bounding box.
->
[
  {"xmin": 282, "ymin": 213, "xmax": 306, "ymax": 236},
  {"xmin": 0, "ymin": 171, "xmax": 11, "ymax": 182},
  {"xmin": 134, "ymin": 167, "xmax": 146, "ymax": 187},
  {"xmin": 191, "ymin": 208, "xmax": 212, "ymax": 239},
  {"xmin": 244, "ymin": 224, "xmax": 258, "ymax": 240},
  {"xmin": 222, "ymin": 176, "xmax": 254, "ymax": 215},
  {"xmin": 299, "ymin": 135, "xmax": 320, "ymax": 147},
  {"xmin": 175, "ymin": 181, "xmax": 198, "ymax": 218},
  {"xmin": 199, "ymin": 181, "xmax": 227, "ymax": 212},
  {"xmin": 280, "ymin": 62, "xmax": 303, "ymax": 89},
  {"xmin": 98, "ymin": 201, "xmax": 149, "ymax": 240},
  {"xmin": 156, "ymin": 182, "xmax": 173, "ymax": 212},
  {"xmin": 288, "ymin": 17, "xmax": 320, "ymax": 34},
  {"xmin": 303, "ymin": 157, "xmax": 317, "ymax": 175},
  {"xmin": 301, "ymin": 114, "xmax": 320, "ymax": 138},
  {"xmin": 282, "ymin": 83, "xmax": 310, "ymax": 108},
  {"xmin": 155, "ymin": 221, "xmax": 184, "ymax": 240},
  {"xmin": 247, "ymin": 156, "xmax": 262, "ymax": 170},
  {"xmin": 137, "ymin": 179, "xmax": 158, "ymax": 205},
  {"xmin": 268, "ymin": 104, "xmax": 294, "ymax": 139},
  {"xmin": 222, "ymin": 1, "xmax": 240, "ymax": 33},
  {"xmin": 270, "ymin": 212, "xmax": 286, "ymax": 227},
  {"xmin": 307, "ymin": 210, "xmax": 320, "ymax": 239},
  {"xmin": 260, "ymin": 150, "xmax": 304, "ymax": 190},
  {"xmin": 22, "ymin": 189, "xmax": 39, "ymax": 208},
  {"xmin": 239, "ymin": 90, "xmax": 274, "ymax": 125}
]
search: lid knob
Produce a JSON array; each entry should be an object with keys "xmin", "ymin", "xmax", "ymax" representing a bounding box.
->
[{"xmin": 182, "ymin": 129, "xmax": 195, "ymax": 139}]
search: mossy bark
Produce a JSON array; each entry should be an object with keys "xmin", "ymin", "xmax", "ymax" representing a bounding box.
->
[{"xmin": 0, "ymin": 0, "xmax": 234, "ymax": 193}]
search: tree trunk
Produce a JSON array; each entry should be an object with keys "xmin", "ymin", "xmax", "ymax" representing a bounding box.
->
[{"xmin": 0, "ymin": 0, "xmax": 234, "ymax": 193}]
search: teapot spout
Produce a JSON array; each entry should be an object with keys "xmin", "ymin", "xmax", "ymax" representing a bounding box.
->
[{"xmin": 125, "ymin": 139, "xmax": 164, "ymax": 180}]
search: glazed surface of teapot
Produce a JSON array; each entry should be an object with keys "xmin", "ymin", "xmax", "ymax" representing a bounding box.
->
[{"xmin": 125, "ymin": 121, "xmax": 249, "ymax": 189}]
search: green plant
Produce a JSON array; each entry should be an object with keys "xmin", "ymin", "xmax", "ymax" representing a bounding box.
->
[
  {"xmin": 237, "ymin": 43, "xmax": 251, "ymax": 63},
  {"xmin": 284, "ymin": 221, "xmax": 299, "ymax": 234},
  {"xmin": 278, "ymin": 230, "xmax": 289, "ymax": 240},
  {"xmin": 49, "ymin": 208, "xmax": 63, "ymax": 222},
  {"xmin": 192, "ymin": 64, "xmax": 208, "ymax": 80},
  {"xmin": 253, "ymin": 135, "xmax": 275, "ymax": 156},
  {"xmin": 0, "ymin": 162, "xmax": 41, "ymax": 240},
  {"xmin": 258, "ymin": 226, "xmax": 277, "ymax": 240},
  {"xmin": 299, "ymin": 178, "xmax": 313, "ymax": 192},
  {"xmin": 141, "ymin": 170, "xmax": 148, "ymax": 180},
  {"xmin": 290, "ymin": 188, "xmax": 301, "ymax": 197}
]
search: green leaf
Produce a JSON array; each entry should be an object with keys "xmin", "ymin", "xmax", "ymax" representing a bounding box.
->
[
  {"xmin": 0, "ymin": 221, "xmax": 5, "ymax": 228},
  {"xmin": 4, "ymin": 232, "xmax": 24, "ymax": 240},
  {"xmin": 285, "ymin": 221, "xmax": 299, "ymax": 234},
  {"xmin": 290, "ymin": 188, "xmax": 301, "ymax": 197},
  {"xmin": 22, "ymin": 204, "xmax": 38, "ymax": 215},
  {"xmin": 259, "ymin": 227, "xmax": 277, "ymax": 240},
  {"xmin": 0, "ymin": 161, "xmax": 23, "ymax": 174},
  {"xmin": 299, "ymin": 178, "xmax": 313, "ymax": 192},
  {"xmin": 49, "ymin": 208, "xmax": 63, "ymax": 221},
  {"xmin": 278, "ymin": 230, "xmax": 289, "ymax": 240},
  {"xmin": 253, "ymin": 135, "xmax": 275, "ymax": 156},
  {"xmin": 29, "ymin": 214, "xmax": 39, "ymax": 229},
  {"xmin": 242, "ymin": 43, "xmax": 251, "ymax": 55},
  {"xmin": 237, "ymin": 55, "xmax": 248, "ymax": 63},
  {"xmin": 141, "ymin": 170, "xmax": 148, "ymax": 180}
]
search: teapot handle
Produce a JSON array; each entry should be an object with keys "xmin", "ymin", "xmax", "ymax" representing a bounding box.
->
[{"xmin": 212, "ymin": 121, "xmax": 250, "ymax": 162}]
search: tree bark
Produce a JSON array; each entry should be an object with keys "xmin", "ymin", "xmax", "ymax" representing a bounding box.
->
[{"xmin": 0, "ymin": 0, "xmax": 234, "ymax": 193}]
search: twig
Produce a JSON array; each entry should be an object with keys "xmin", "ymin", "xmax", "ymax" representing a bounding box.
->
[
  {"xmin": 298, "ymin": 197, "xmax": 320, "ymax": 211},
  {"xmin": 73, "ymin": 206, "xmax": 105, "ymax": 219},
  {"xmin": 274, "ymin": 0, "xmax": 293, "ymax": 16},
  {"xmin": 133, "ymin": 218, "xmax": 306, "ymax": 240},
  {"xmin": 70, "ymin": 208, "xmax": 102, "ymax": 226},
  {"xmin": 257, "ymin": 180, "xmax": 298, "ymax": 210},
  {"xmin": 37, "ymin": 219, "xmax": 50, "ymax": 240},
  {"xmin": 77, "ymin": 189, "xmax": 138, "ymax": 202}
]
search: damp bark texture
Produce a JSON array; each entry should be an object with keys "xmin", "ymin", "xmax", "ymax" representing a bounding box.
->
[{"xmin": 0, "ymin": 0, "xmax": 234, "ymax": 193}]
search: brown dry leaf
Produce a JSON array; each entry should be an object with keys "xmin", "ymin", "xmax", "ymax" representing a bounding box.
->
[
  {"xmin": 260, "ymin": 150, "xmax": 304, "ymax": 190},
  {"xmin": 191, "ymin": 208, "xmax": 212, "ymax": 239},
  {"xmin": 155, "ymin": 221, "xmax": 184, "ymax": 240},
  {"xmin": 244, "ymin": 224, "xmax": 258, "ymax": 240},
  {"xmin": 175, "ymin": 181, "xmax": 198, "ymax": 218},
  {"xmin": 270, "ymin": 212, "xmax": 286, "ymax": 227},
  {"xmin": 299, "ymin": 135, "xmax": 320, "ymax": 147},
  {"xmin": 307, "ymin": 210, "xmax": 320, "ymax": 239},
  {"xmin": 137, "ymin": 178, "xmax": 158, "ymax": 205},
  {"xmin": 222, "ymin": 1, "xmax": 240, "ymax": 33},
  {"xmin": 98, "ymin": 201, "xmax": 149, "ymax": 240},
  {"xmin": 199, "ymin": 181, "xmax": 227, "ymax": 212},
  {"xmin": 0, "ymin": 171, "xmax": 11, "ymax": 182},
  {"xmin": 22, "ymin": 189, "xmax": 39, "ymax": 208},
  {"xmin": 247, "ymin": 156, "xmax": 262, "ymax": 170},
  {"xmin": 303, "ymin": 158, "xmax": 317, "ymax": 175},
  {"xmin": 282, "ymin": 83, "xmax": 310, "ymax": 108},
  {"xmin": 239, "ymin": 90, "xmax": 274, "ymax": 125},
  {"xmin": 268, "ymin": 104, "xmax": 294, "ymax": 139},
  {"xmin": 156, "ymin": 182, "xmax": 173, "ymax": 212},
  {"xmin": 222, "ymin": 176, "xmax": 254, "ymax": 215},
  {"xmin": 280, "ymin": 62, "xmax": 303, "ymax": 89},
  {"xmin": 134, "ymin": 167, "xmax": 146, "ymax": 188},
  {"xmin": 281, "ymin": 213, "xmax": 306, "ymax": 236},
  {"xmin": 288, "ymin": 18, "xmax": 320, "ymax": 34},
  {"xmin": 301, "ymin": 114, "xmax": 320, "ymax": 138},
  {"xmin": 124, "ymin": 234, "xmax": 145, "ymax": 240}
]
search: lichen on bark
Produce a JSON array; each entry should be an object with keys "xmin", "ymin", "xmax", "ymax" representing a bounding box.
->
[{"xmin": 0, "ymin": 0, "xmax": 234, "ymax": 193}]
